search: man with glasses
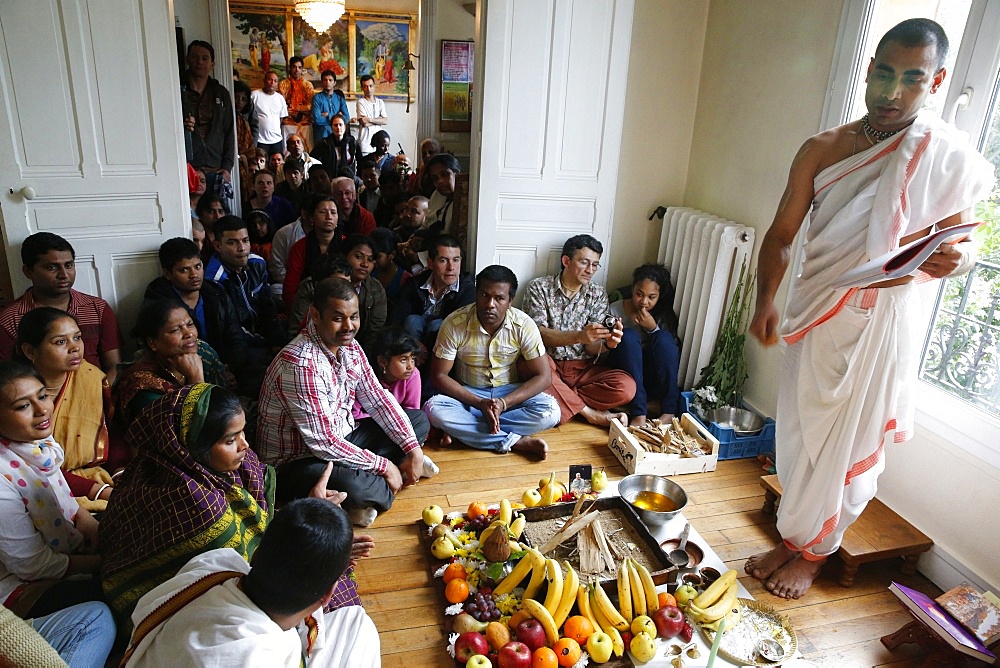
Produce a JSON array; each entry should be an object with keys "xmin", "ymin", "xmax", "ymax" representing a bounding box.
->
[{"xmin": 524, "ymin": 234, "xmax": 636, "ymax": 426}]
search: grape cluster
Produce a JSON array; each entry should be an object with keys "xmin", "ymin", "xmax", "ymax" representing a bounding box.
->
[
  {"xmin": 465, "ymin": 591, "xmax": 501, "ymax": 622},
  {"xmin": 467, "ymin": 513, "xmax": 491, "ymax": 533}
]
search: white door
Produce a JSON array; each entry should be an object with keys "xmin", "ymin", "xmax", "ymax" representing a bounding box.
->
[
  {"xmin": 470, "ymin": 0, "xmax": 635, "ymax": 289},
  {"xmin": 0, "ymin": 0, "xmax": 189, "ymax": 336}
]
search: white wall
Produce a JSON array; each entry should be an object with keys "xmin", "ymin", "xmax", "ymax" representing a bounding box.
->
[
  {"xmin": 681, "ymin": 0, "xmax": 1000, "ymax": 591},
  {"xmin": 605, "ymin": 0, "xmax": 709, "ymax": 291}
]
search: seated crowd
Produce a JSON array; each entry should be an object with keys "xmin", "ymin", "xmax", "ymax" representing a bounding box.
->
[{"xmin": 0, "ymin": 99, "xmax": 682, "ymax": 664}]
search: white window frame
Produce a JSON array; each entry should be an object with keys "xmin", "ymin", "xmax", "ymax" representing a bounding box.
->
[{"xmin": 819, "ymin": 0, "xmax": 1000, "ymax": 467}]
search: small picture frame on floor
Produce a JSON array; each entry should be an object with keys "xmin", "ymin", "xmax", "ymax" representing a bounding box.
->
[{"xmin": 569, "ymin": 464, "xmax": 592, "ymax": 495}]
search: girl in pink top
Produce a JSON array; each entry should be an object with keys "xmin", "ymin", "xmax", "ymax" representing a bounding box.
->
[{"xmin": 352, "ymin": 328, "xmax": 420, "ymax": 420}]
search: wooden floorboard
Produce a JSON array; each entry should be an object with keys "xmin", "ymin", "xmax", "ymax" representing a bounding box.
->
[{"xmin": 359, "ymin": 420, "xmax": 948, "ymax": 666}]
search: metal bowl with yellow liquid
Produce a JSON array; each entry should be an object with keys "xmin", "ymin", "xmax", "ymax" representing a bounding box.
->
[{"xmin": 618, "ymin": 474, "xmax": 688, "ymax": 527}]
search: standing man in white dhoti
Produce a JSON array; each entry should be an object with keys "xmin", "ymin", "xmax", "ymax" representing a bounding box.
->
[{"xmin": 746, "ymin": 18, "xmax": 995, "ymax": 599}]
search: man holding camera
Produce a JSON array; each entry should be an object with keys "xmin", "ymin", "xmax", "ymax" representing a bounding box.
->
[{"xmin": 524, "ymin": 234, "xmax": 636, "ymax": 426}]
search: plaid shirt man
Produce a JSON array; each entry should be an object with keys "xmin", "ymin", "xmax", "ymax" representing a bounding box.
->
[{"xmin": 257, "ymin": 321, "xmax": 419, "ymax": 473}]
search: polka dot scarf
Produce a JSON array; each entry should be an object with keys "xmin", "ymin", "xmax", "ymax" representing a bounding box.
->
[{"xmin": 0, "ymin": 437, "xmax": 82, "ymax": 553}]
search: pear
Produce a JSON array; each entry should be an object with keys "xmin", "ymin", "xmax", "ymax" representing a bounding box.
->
[
  {"xmin": 592, "ymin": 468, "xmax": 608, "ymax": 493},
  {"xmin": 453, "ymin": 612, "xmax": 489, "ymax": 634},
  {"xmin": 630, "ymin": 630, "xmax": 657, "ymax": 663}
]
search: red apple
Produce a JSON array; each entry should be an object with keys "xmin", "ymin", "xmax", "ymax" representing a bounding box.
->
[
  {"xmin": 455, "ymin": 632, "xmax": 490, "ymax": 664},
  {"xmin": 619, "ymin": 630, "xmax": 633, "ymax": 652},
  {"xmin": 651, "ymin": 605, "xmax": 685, "ymax": 638},
  {"xmin": 514, "ymin": 619, "xmax": 547, "ymax": 652},
  {"xmin": 497, "ymin": 641, "xmax": 532, "ymax": 668}
]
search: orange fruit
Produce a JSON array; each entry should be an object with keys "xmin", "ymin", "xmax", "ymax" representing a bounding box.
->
[
  {"xmin": 444, "ymin": 578, "xmax": 470, "ymax": 603},
  {"xmin": 553, "ymin": 637, "xmax": 581, "ymax": 667},
  {"xmin": 467, "ymin": 500, "xmax": 489, "ymax": 519},
  {"xmin": 658, "ymin": 591, "xmax": 677, "ymax": 608},
  {"xmin": 443, "ymin": 562, "xmax": 467, "ymax": 584},
  {"xmin": 531, "ymin": 646, "xmax": 558, "ymax": 668},
  {"xmin": 563, "ymin": 615, "xmax": 595, "ymax": 645}
]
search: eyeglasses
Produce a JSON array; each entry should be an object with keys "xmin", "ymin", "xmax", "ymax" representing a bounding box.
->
[{"xmin": 574, "ymin": 259, "xmax": 601, "ymax": 270}]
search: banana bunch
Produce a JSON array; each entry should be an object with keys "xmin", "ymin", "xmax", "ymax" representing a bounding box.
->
[
  {"xmin": 616, "ymin": 557, "xmax": 660, "ymax": 621},
  {"xmin": 587, "ymin": 583, "xmax": 626, "ymax": 657},
  {"xmin": 516, "ymin": 561, "xmax": 579, "ymax": 644},
  {"xmin": 685, "ymin": 568, "xmax": 740, "ymax": 631},
  {"xmin": 492, "ymin": 546, "xmax": 544, "ymax": 596}
]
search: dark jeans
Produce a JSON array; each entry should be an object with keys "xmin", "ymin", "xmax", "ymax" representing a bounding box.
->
[
  {"xmin": 608, "ymin": 327, "xmax": 681, "ymax": 418},
  {"xmin": 274, "ymin": 408, "xmax": 430, "ymax": 512}
]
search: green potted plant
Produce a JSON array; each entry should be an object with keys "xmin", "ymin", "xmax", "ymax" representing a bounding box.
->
[{"xmin": 691, "ymin": 259, "xmax": 756, "ymax": 419}]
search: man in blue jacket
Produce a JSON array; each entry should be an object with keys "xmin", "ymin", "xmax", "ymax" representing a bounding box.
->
[{"xmin": 312, "ymin": 70, "xmax": 351, "ymax": 142}]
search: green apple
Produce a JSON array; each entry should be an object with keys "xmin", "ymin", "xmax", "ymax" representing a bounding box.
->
[
  {"xmin": 586, "ymin": 630, "xmax": 614, "ymax": 663},
  {"xmin": 466, "ymin": 655, "xmax": 492, "ymax": 668},
  {"xmin": 631, "ymin": 615, "xmax": 657, "ymax": 639},
  {"xmin": 629, "ymin": 631, "xmax": 657, "ymax": 663},
  {"xmin": 591, "ymin": 468, "xmax": 608, "ymax": 493},
  {"xmin": 431, "ymin": 536, "xmax": 456, "ymax": 559},
  {"xmin": 522, "ymin": 488, "xmax": 542, "ymax": 507},
  {"xmin": 422, "ymin": 504, "xmax": 444, "ymax": 526},
  {"xmin": 674, "ymin": 584, "xmax": 698, "ymax": 608}
]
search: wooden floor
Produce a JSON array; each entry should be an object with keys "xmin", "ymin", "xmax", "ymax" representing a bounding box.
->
[{"xmin": 356, "ymin": 420, "xmax": 947, "ymax": 667}]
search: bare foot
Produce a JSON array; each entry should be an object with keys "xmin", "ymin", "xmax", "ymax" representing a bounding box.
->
[
  {"xmin": 511, "ymin": 436, "xmax": 548, "ymax": 460},
  {"xmin": 580, "ymin": 406, "xmax": 628, "ymax": 427},
  {"xmin": 657, "ymin": 412, "xmax": 675, "ymax": 424},
  {"xmin": 440, "ymin": 432, "xmax": 452, "ymax": 446},
  {"xmin": 629, "ymin": 415, "xmax": 647, "ymax": 428},
  {"xmin": 744, "ymin": 543, "xmax": 796, "ymax": 580},
  {"xmin": 766, "ymin": 554, "xmax": 826, "ymax": 599}
]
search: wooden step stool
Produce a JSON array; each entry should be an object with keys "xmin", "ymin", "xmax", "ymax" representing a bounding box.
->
[{"xmin": 759, "ymin": 474, "xmax": 933, "ymax": 587}]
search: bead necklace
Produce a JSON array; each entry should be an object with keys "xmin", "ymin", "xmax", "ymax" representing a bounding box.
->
[{"xmin": 860, "ymin": 113, "xmax": 903, "ymax": 143}]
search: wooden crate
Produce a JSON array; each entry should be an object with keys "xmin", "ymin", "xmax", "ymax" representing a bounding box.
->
[{"xmin": 608, "ymin": 413, "xmax": 719, "ymax": 476}]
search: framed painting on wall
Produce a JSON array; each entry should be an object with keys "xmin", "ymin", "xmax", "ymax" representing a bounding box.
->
[
  {"xmin": 291, "ymin": 15, "xmax": 350, "ymax": 90},
  {"xmin": 350, "ymin": 12, "xmax": 416, "ymax": 101},
  {"xmin": 229, "ymin": 4, "xmax": 290, "ymax": 89},
  {"xmin": 440, "ymin": 39, "xmax": 473, "ymax": 132}
]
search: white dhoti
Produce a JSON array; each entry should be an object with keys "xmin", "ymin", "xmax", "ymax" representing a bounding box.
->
[
  {"xmin": 777, "ymin": 284, "xmax": 921, "ymax": 558},
  {"xmin": 775, "ymin": 113, "xmax": 994, "ymax": 559}
]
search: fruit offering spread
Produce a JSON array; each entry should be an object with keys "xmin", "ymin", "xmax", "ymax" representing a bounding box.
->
[{"xmin": 423, "ymin": 497, "xmax": 737, "ymax": 667}]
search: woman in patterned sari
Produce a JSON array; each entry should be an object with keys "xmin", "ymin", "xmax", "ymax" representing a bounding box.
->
[
  {"xmin": 99, "ymin": 384, "xmax": 369, "ymax": 621},
  {"xmin": 115, "ymin": 299, "xmax": 230, "ymax": 428}
]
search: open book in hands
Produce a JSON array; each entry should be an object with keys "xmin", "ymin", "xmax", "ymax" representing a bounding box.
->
[{"xmin": 833, "ymin": 221, "xmax": 983, "ymax": 289}]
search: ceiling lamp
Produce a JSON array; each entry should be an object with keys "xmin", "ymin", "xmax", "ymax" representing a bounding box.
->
[{"xmin": 295, "ymin": 0, "xmax": 346, "ymax": 34}]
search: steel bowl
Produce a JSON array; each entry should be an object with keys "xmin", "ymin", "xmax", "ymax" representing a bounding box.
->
[
  {"xmin": 618, "ymin": 474, "xmax": 688, "ymax": 527},
  {"xmin": 704, "ymin": 406, "xmax": 765, "ymax": 435}
]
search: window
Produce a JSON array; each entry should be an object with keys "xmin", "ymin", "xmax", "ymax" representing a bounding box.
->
[{"xmin": 825, "ymin": 0, "xmax": 1000, "ymax": 466}]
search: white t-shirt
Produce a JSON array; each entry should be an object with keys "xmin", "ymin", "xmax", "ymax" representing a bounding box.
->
[
  {"xmin": 355, "ymin": 96, "xmax": 387, "ymax": 154},
  {"xmin": 251, "ymin": 90, "xmax": 288, "ymax": 145}
]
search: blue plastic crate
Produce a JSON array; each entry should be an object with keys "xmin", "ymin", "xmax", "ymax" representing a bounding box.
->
[{"xmin": 681, "ymin": 392, "xmax": 775, "ymax": 460}]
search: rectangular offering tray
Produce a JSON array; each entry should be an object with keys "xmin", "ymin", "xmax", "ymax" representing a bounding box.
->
[{"xmin": 517, "ymin": 496, "xmax": 674, "ymax": 591}]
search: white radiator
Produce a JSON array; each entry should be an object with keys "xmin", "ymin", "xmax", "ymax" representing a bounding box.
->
[{"xmin": 656, "ymin": 206, "xmax": 755, "ymax": 390}]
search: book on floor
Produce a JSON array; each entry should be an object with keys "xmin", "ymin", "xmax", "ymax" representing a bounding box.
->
[
  {"xmin": 832, "ymin": 221, "xmax": 982, "ymax": 289},
  {"xmin": 889, "ymin": 581, "xmax": 996, "ymax": 663},
  {"xmin": 936, "ymin": 582, "xmax": 1000, "ymax": 646}
]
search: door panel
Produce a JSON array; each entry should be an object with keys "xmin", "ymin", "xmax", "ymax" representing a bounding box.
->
[
  {"xmin": 0, "ymin": 0, "xmax": 188, "ymax": 334},
  {"xmin": 472, "ymin": 0, "xmax": 634, "ymax": 292}
]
